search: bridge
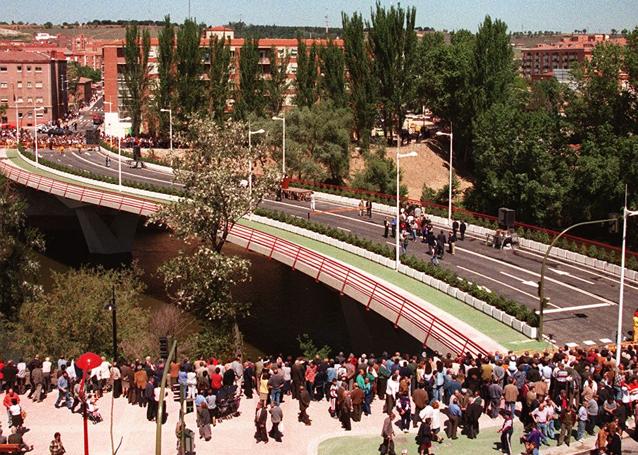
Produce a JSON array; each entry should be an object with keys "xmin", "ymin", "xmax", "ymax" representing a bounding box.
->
[{"xmin": 2, "ymin": 145, "xmax": 636, "ymax": 351}]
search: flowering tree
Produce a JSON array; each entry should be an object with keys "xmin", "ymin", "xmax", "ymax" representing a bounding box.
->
[{"xmin": 151, "ymin": 119, "xmax": 278, "ymax": 351}]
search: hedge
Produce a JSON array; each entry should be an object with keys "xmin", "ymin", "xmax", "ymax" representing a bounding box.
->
[
  {"xmin": 100, "ymin": 140, "xmax": 171, "ymax": 167},
  {"xmin": 254, "ymin": 207, "xmax": 540, "ymax": 327}
]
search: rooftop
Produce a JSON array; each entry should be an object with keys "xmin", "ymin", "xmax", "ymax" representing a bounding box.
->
[{"xmin": 0, "ymin": 49, "xmax": 56, "ymax": 63}]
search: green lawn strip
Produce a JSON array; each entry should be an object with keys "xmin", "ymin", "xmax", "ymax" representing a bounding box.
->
[
  {"xmin": 5, "ymin": 150, "xmax": 169, "ymax": 204},
  {"xmin": 241, "ymin": 219, "xmax": 548, "ymax": 352},
  {"xmin": 317, "ymin": 422, "xmax": 526, "ymax": 455}
]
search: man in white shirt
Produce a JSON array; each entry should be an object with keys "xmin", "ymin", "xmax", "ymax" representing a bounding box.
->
[
  {"xmin": 385, "ymin": 372, "xmax": 400, "ymax": 414},
  {"xmin": 42, "ymin": 357, "xmax": 52, "ymax": 394}
]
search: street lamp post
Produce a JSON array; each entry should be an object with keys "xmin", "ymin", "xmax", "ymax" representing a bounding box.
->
[
  {"xmin": 160, "ymin": 108, "xmax": 173, "ymax": 153},
  {"xmin": 537, "ymin": 216, "xmax": 619, "ymax": 342},
  {"xmin": 436, "ymin": 124, "xmax": 453, "ymax": 225},
  {"xmin": 272, "ymin": 115, "xmax": 286, "ymax": 175},
  {"xmin": 395, "ymin": 141, "xmax": 417, "ymax": 271},
  {"xmin": 616, "ymin": 187, "xmax": 638, "ymax": 365},
  {"xmin": 104, "ymin": 101, "xmax": 122, "ymax": 190},
  {"xmin": 105, "ymin": 286, "xmax": 118, "ymax": 364},
  {"xmin": 15, "ymin": 99, "xmax": 21, "ymax": 145},
  {"xmin": 33, "ymin": 106, "xmax": 44, "ymax": 164},
  {"xmin": 248, "ymin": 124, "xmax": 265, "ymax": 197}
]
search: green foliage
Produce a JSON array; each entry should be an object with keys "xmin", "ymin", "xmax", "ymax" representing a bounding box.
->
[
  {"xmin": 156, "ymin": 15, "xmax": 176, "ymax": 136},
  {"xmin": 263, "ymin": 46, "xmax": 290, "ymax": 116},
  {"xmin": 234, "ymin": 38, "xmax": 264, "ymax": 120},
  {"xmin": 341, "ymin": 11, "xmax": 376, "ymax": 148},
  {"xmin": 192, "ymin": 321, "xmax": 237, "ymax": 360},
  {"xmin": 11, "ymin": 266, "xmax": 149, "ymax": 359},
  {"xmin": 297, "ymin": 333, "xmax": 331, "ymax": 360},
  {"xmin": 176, "ymin": 18, "xmax": 204, "ymax": 119},
  {"xmin": 295, "ymin": 39, "xmax": 319, "ymax": 108},
  {"xmin": 123, "ymin": 23, "xmax": 151, "ymax": 136},
  {"xmin": 319, "ymin": 40, "xmax": 346, "ymax": 108},
  {"xmin": 207, "ymin": 35, "xmax": 232, "ymax": 123},
  {"xmin": 367, "ymin": 2, "xmax": 418, "ymax": 140},
  {"xmin": 0, "ymin": 178, "xmax": 44, "ymax": 319},
  {"xmin": 351, "ymin": 147, "xmax": 407, "ymax": 196},
  {"xmin": 284, "ymin": 103, "xmax": 352, "ymax": 183}
]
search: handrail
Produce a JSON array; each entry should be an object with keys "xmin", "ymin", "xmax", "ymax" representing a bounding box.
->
[{"xmin": 0, "ymin": 159, "xmax": 489, "ymax": 357}]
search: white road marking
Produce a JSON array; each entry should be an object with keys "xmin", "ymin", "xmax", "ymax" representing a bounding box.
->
[
  {"xmin": 510, "ymin": 339, "xmax": 536, "ymax": 344},
  {"xmin": 337, "ymin": 227, "xmax": 351, "ymax": 232},
  {"xmin": 600, "ymin": 338, "xmax": 613, "ymax": 343},
  {"xmin": 583, "ymin": 340, "xmax": 596, "ymax": 345},
  {"xmin": 549, "ymin": 267, "xmax": 595, "ymax": 285},
  {"xmin": 457, "ymin": 266, "xmax": 543, "ymax": 303},
  {"xmin": 455, "ymin": 245, "xmax": 618, "ymax": 306},
  {"xmin": 499, "ymin": 272, "xmax": 539, "ymax": 289},
  {"xmin": 541, "ymin": 302, "xmax": 613, "ymax": 314},
  {"xmin": 565, "ymin": 342, "xmax": 578, "ymax": 348}
]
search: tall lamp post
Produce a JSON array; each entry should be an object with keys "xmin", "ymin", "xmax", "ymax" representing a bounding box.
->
[
  {"xmin": 15, "ymin": 98, "xmax": 21, "ymax": 145},
  {"xmin": 104, "ymin": 285, "xmax": 118, "ymax": 364},
  {"xmin": 616, "ymin": 187, "xmax": 638, "ymax": 365},
  {"xmin": 395, "ymin": 146, "xmax": 417, "ymax": 271},
  {"xmin": 104, "ymin": 100, "xmax": 122, "ymax": 190},
  {"xmin": 248, "ymin": 125, "xmax": 265, "ymax": 197},
  {"xmin": 160, "ymin": 108, "xmax": 173, "ymax": 153},
  {"xmin": 33, "ymin": 105, "xmax": 44, "ymax": 164},
  {"xmin": 272, "ymin": 114, "xmax": 286, "ymax": 175},
  {"xmin": 537, "ymin": 216, "xmax": 619, "ymax": 342},
  {"xmin": 436, "ymin": 124, "xmax": 453, "ymax": 225}
]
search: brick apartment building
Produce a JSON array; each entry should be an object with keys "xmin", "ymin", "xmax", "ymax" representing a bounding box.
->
[
  {"xmin": 102, "ymin": 26, "xmax": 343, "ymax": 118},
  {"xmin": 521, "ymin": 34, "xmax": 627, "ymax": 79},
  {"xmin": 0, "ymin": 49, "xmax": 68, "ymax": 127}
]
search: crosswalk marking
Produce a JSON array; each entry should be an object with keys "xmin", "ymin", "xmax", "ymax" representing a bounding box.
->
[
  {"xmin": 599, "ymin": 338, "xmax": 613, "ymax": 343},
  {"xmin": 583, "ymin": 340, "xmax": 595, "ymax": 345}
]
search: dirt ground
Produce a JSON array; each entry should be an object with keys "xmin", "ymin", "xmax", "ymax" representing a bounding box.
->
[{"xmin": 349, "ymin": 141, "xmax": 473, "ymax": 200}]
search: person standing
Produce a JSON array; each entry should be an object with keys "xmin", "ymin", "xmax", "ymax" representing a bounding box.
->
[
  {"xmin": 30, "ymin": 364, "xmax": 43, "ymax": 403},
  {"xmin": 558, "ymin": 405, "xmax": 576, "ymax": 447},
  {"xmin": 49, "ymin": 432, "xmax": 66, "ymax": 455},
  {"xmin": 452, "ymin": 220, "xmax": 459, "ymax": 238},
  {"xmin": 268, "ymin": 402, "xmax": 283, "ymax": 442},
  {"xmin": 310, "ymin": 193, "xmax": 316, "ymax": 212},
  {"xmin": 459, "ymin": 221, "xmax": 466, "ymax": 241},
  {"xmin": 448, "ymin": 230, "xmax": 457, "ymax": 255},
  {"xmin": 497, "ymin": 411, "xmax": 513, "ymax": 455},
  {"xmin": 416, "ymin": 417, "xmax": 433, "ymax": 455},
  {"xmin": 358, "ymin": 199, "xmax": 365, "ymax": 217},
  {"xmin": 254, "ymin": 401, "xmax": 269, "ymax": 443},
  {"xmin": 340, "ymin": 390, "xmax": 353, "ymax": 431},
  {"xmin": 54, "ymin": 372, "xmax": 70, "ymax": 409},
  {"xmin": 350, "ymin": 384, "xmax": 364, "ymax": 422},
  {"xmin": 298, "ymin": 385, "xmax": 311, "ymax": 425},
  {"xmin": 383, "ymin": 217, "xmax": 390, "ymax": 238},
  {"xmin": 145, "ymin": 378, "xmax": 157, "ymax": 421},
  {"xmin": 196, "ymin": 402, "xmax": 211, "ymax": 441},
  {"xmin": 380, "ymin": 411, "xmax": 396, "ymax": 455},
  {"xmin": 42, "ymin": 357, "xmax": 52, "ymax": 395},
  {"xmin": 366, "ymin": 200, "xmax": 372, "ymax": 218},
  {"xmin": 396, "ymin": 392, "xmax": 411, "ymax": 433}
]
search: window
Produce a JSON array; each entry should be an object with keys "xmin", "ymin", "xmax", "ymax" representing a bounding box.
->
[
  {"xmin": 0, "ymin": 67, "xmax": 6, "ymax": 72},
  {"xmin": 35, "ymin": 81, "xmax": 43, "ymax": 88},
  {"xmin": 17, "ymin": 81, "xmax": 22, "ymax": 88},
  {"xmin": 27, "ymin": 112, "xmax": 32, "ymax": 118},
  {"xmin": 36, "ymin": 97, "xmax": 43, "ymax": 103},
  {"xmin": 17, "ymin": 96, "xmax": 23, "ymax": 102},
  {"xmin": 0, "ymin": 82, "xmax": 6, "ymax": 89},
  {"xmin": 16, "ymin": 65, "xmax": 22, "ymax": 71},
  {"xmin": 27, "ymin": 82, "xmax": 32, "ymax": 88},
  {"xmin": 27, "ymin": 97, "xmax": 32, "ymax": 103},
  {"xmin": 289, "ymin": 48, "xmax": 298, "ymax": 56},
  {"xmin": 36, "ymin": 111, "xmax": 44, "ymax": 118},
  {"xmin": 0, "ymin": 98, "xmax": 8, "ymax": 104},
  {"xmin": 35, "ymin": 66, "xmax": 42, "ymax": 72},
  {"xmin": 26, "ymin": 65, "xmax": 31, "ymax": 72},
  {"xmin": 18, "ymin": 112, "xmax": 23, "ymax": 118}
]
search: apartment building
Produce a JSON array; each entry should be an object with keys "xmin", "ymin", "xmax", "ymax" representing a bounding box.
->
[{"xmin": 0, "ymin": 49, "xmax": 68, "ymax": 126}]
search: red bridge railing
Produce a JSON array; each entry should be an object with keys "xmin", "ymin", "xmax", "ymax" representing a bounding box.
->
[{"xmin": 0, "ymin": 158, "xmax": 489, "ymax": 357}]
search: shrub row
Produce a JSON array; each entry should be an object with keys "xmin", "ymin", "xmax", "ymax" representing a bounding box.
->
[
  {"xmin": 290, "ymin": 182, "xmax": 638, "ymax": 271},
  {"xmin": 254, "ymin": 207, "xmax": 540, "ymax": 327},
  {"xmin": 99, "ymin": 141, "xmax": 171, "ymax": 167},
  {"xmin": 20, "ymin": 148, "xmax": 183, "ymax": 197}
]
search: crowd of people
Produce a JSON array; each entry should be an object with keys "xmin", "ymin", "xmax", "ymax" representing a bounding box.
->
[{"xmin": 1, "ymin": 343, "xmax": 638, "ymax": 454}]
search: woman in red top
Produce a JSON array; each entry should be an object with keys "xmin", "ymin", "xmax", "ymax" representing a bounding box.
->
[
  {"xmin": 210, "ymin": 367, "xmax": 223, "ymax": 394},
  {"xmin": 305, "ymin": 363, "xmax": 317, "ymax": 399}
]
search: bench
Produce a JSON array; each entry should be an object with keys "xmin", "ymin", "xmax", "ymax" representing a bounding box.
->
[{"xmin": 0, "ymin": 444, "xmax": 22, "ymax": 454}]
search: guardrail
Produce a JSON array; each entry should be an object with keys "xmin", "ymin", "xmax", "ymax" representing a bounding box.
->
[{"xmin": 0, "ymin": 157, "xmax": 489, "ymax": 357}]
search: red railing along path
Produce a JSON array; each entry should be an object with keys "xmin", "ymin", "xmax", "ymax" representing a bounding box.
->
[{"xmin": 0, "ymin": 159, "xmax": 489, "ymax": 357}]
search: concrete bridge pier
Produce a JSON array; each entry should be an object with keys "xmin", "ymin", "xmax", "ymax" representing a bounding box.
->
[{"xmin": 58, "ymin": 197, "xmax": 139, "ymax": 255}]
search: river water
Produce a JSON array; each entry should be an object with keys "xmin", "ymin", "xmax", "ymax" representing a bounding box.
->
[{"xmin": 30, "ymin": 215, "xmax": 421, "ymax": 358}]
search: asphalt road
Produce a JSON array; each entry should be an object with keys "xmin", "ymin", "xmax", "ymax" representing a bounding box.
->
[{"xmin": 35, "ymin": 147, "xmax": 638, "ymax": 347}]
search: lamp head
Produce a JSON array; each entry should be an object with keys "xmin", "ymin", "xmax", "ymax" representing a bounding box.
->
[{"xmin": 251, "ymin": 129, "xmax": 266, "ymax": 135}]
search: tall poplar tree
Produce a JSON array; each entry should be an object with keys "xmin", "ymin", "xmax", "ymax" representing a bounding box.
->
[
  {"xmin": 176, "ymin": 18, "xmax": 203, "ymax": 119},
  {"xmin": 342, "ymin": 12, "xmax": 376, "ymax": 148},
  {"xmin": 234, "ymin": 38, "xmax": 263, "ymax": 120},
  {"xmin": 123, "ymin": 23, "xmax": 151, "ymax": 136},
  {"xmin": 367, "ymin": 2, "xmax": 417, "ymax": 140},
  {"xmin": 294, "ymin": 38, "xmax": 318, "ymax": 108},
  {"xmin": 207, "ymin": 35, "xmax": 232, "ymax": 123},
  {"xmin": 156, "ymin": 15, "xmax": 175, "ymax": 137},
  {"xmin": 264, "ymin": 46, "xmax": 290, "ymax": 116},
  {"xmin": 319, "ymin": 40, "xmax": 346, "ymax": 108}
]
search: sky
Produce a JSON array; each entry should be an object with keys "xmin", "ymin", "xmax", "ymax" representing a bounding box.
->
[{"xmin": 2, "ymin": 0, "xmax": 638, "ymax": 33}]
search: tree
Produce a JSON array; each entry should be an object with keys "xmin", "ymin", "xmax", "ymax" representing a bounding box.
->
[
  {"xmin": 0, "ymin": 178, "xmax": 43, "ymax": 319},
  {"xmin": 151, "ymin": 119, "xmax": 278, "ymax": 352},
  {"xmin": 234, "ymin": 38, "xmax": 264, "ymax": 120},
  {"xmin": 207, "ymin": 35, "xmax": 232, "ymax": 123},
  {"xmin": 367, "ymin": 2, "xmax": 417, "ymax": 140},
  {"xmin": 264, "ymin": 46, "xmax": 290, "ymax": 116},
  {"xmin": 11, "ymin": 266, "xmax": 148, "ymax": 359},
  {"xmin": 294, "ymin": 38, "xmax": 318, "ymax": 108},
  {"xmin": 156, "ymin": 15, "xmax": 175, "ymax": 136},
  {"xmin": 341, "ymin": 12, "xmax": 376, "ymax": 148},
  {"xmin": 176, "ymin": 19, "xmax": 203, "ymax": 119},
  {"xmin": 123, "ymin": 23, "xmax": 151, "ymax": 136},
  {"xmin": 319, "ymin": 40, "xmax": 346, "ymax": 108},
  {"xmin": 351, "ymin": 147, "xmax": 407, "ymax": 196},
  {"xmin": 284, "ymin": 103, "xmax": 352, "ymax": 183},
  {"xmin": 43, "ymin": 21, "xmax": 53, "ymax": 29}
]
